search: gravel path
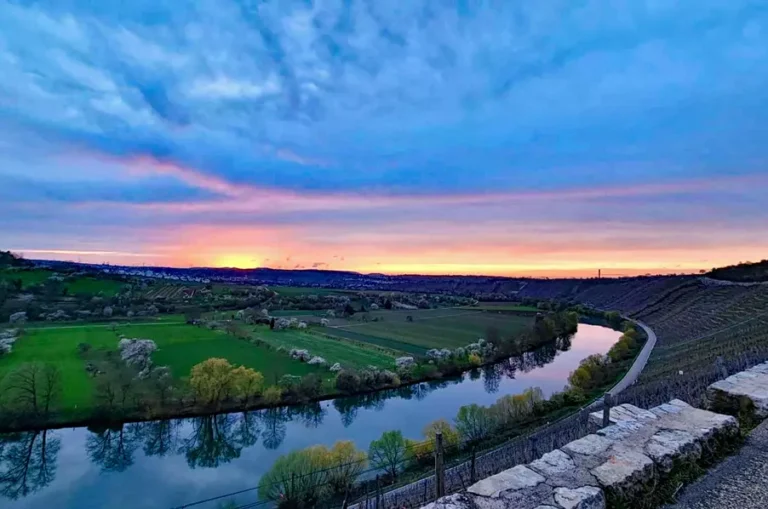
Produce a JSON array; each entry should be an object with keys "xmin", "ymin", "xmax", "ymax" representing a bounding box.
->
[
  {"xmin": 665, "ymin": 420, "xmax": 768, "ymax": 509},
  {"xmin": 607, "ymin": 318, "xmax": 657, "ymax": 396}
]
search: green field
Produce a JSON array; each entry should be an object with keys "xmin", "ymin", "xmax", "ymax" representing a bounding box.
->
[
  {"xmin": 328, "ymin": 310, "xmax": 533, "ymax": 350},
  {"xmin": 0, "ymin": 268, "xmax": 124, "ymax": 296},
  {"xmin": 271, "ymin": 286, "xmax": 354, "ymax": 296},
  {"xmin": 0, "ymin": 269, "xmax": 52, "ymax": 287},
  {"xmin": 465, "ymin": 303, "xmax": 540, "ymax": 313},
  {"xmin": 270, "ymin": 310, "xmax": 329, "ymax": 317},
  {"xmin": 253, "ymin": 328, "xmax": 397, "ymax": 370},
  {"xmin": 0, "ymin": 322, "xmax": 320, "ymax": 409}
]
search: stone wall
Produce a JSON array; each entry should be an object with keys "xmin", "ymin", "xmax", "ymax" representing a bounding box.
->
[
  {"xmin": 421, "ymin": 400, "xmax": 738, "ymax": 509},
  {"xmin": 707, "ymin": 361, "xmax": 768, "ymax": 419}
]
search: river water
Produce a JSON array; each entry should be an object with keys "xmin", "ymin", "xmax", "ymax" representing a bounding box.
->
[{"xmin": 0, "ymin": 324, "xmax": 619, "ymax": 509}]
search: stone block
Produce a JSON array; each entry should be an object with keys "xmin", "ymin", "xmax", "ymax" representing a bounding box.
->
[
  {"xmin": 591, "ymin": 449, "xmax": 655, "ymax": 499},
  {"xmin": 468, "ymin": 465, "xmax": 545, "ymax": 498},
  {"xmin": 644, "ymin": 429, "xmax": 702, "ymax": 473},
  {"xmin": 553, "ymin": 486, "xmax": 605, "ymax": 509},
  {"xmin": 707, "ymin": 364, "xmax": 768, "ymax": 419}
]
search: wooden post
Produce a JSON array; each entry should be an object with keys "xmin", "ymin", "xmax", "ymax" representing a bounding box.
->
[
  {"xmin": 531, "ymin": 436, "xmax": 539, "ymax": 460},
  {"xmin": 470, "ymin": 447, "xmax": 477, "ymax": 484},
  {"xmin": 435, "ymin": 431, "xmax": 445, "ymax": 498},
  {"xmin": 602, "ymin": 393, "xmax": 613, "ymax": 428},
  {"xmin": 364, "ymin": 485, "xmax": 370, "ymax": 509},
  {"xmin": 375, "ymin": 475, "xmax": 381, "ymax": 509}
]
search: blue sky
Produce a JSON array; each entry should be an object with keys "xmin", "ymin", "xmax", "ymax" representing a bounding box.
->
[{"xmin": 1, "ymin": 0, "xmax": 767, "ymax": 275}]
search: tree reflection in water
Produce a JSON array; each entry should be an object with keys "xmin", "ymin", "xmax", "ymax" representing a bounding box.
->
[
  {"xmin": 0, "ymin": 430, "xmax": 60, "ymax": 500},
  {"xmin": 139, "ymin": 419, "xmax": 179, "ymax": 458},
  {"xmin": 180, "ymin": 414, "xmax": 241, "ymax": 468},
  {"xmin": 86, "ymin": 424, "xmax": 139, "ymax": 473},
  {"xmin": 260, "ymin": 408, "xmax": 289, "ymax": 450}
]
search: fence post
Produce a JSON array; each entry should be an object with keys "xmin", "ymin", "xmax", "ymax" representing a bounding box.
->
[
  {"xmin": 435, "ymin": 431, "xmax": 445, "ymax": 499},
  {"xmin": 716, "ymin": 356, "xmax": 729, "ymax": 380},
  {"xmin": 602, "ymin": 393, "xmax": 613, "ymax": 428},
  {"xmin": 375, "ymin": 475, "xmax": 381, "ymax": 509},
  {"xmin": 531, "ymin": 436, "xmax": 539, "ymax": 460},
  {"xmin": 365, "ymin": 485, "xmax": 370, "ymax": 509},
  {"xmin": 470, "ymin": 447, "xmax": 477, "ymax": 484}
]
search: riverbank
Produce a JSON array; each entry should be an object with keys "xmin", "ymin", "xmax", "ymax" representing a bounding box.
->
[
  {"xmin": 0, "ymin": 312, "xmax": 585, "ymax": 432},
  {"xmin": 0, "ymin": 324, "xmax": 623, "ymax": 509}
]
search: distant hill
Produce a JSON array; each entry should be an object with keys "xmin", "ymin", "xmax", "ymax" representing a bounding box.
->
[
  {"xmin": 708, "ymin": 260, "xmax": 768, "ymax": 283},
  {"xmin": 0, "ymin": 250, "xmax": 33, "ymax": 268}
]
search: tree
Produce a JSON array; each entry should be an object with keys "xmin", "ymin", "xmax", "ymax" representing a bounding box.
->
[
  {"xmin": 231, "ymin": 366, "xmax": 264, "ymax": 402},
  {"xmin": 189, "ymin": 358, "xmax": 237, "ymax": 406},
  {"xmin": 455, "ymin": 404, "xmax": 494, "ymax": 444},
  {"xmin": 327, "ymin": 441, "xmax": 367, "ymax": 493},
  {"xmin": 409, "ymin": 419, "xmax": 460, "ymax": 462},
  {"xmin": 343, "ymin": 303, "xmax": 356, "ymax": 316},
  {"xmin": 258, "ymin": 446, "xmax": 331, "ymax": 508},
  {"xmin": 3, "ymin": 363, "xmax": 62, "ymax": 418},
  {"xmin": 368, "ymin": 430, "xmax": 407, "ymax": 480}
]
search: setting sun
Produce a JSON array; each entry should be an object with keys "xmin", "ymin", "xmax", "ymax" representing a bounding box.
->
[{"xmin": 213, "ymin": 254, "xmax": 260, "ymax": 269}]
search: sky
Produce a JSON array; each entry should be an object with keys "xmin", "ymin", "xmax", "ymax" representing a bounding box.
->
[{"xmin": 1, "ymin": 0, "xmax": 767, "ymax": 277}]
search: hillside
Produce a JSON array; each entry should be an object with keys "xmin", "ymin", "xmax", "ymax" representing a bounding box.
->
[{"xmin": 707, "ymin": 259, "xmax": 768, "ymax": 283}]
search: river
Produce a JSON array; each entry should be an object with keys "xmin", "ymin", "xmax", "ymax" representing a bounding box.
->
[{"xmin": 0, "ymin": 324, "xmax": 620, "ymax": 509}]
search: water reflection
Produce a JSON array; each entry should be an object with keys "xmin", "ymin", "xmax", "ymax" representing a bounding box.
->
[
  {"xmin": 0, "ymin": 430, "xmax": 60, "ymax": 500},
  {"xmin": 86, "ymin": 424, "xmax": 139, "ymax": 473},
  {"xmin": 0, "ymin": 324, "xmax": 618, "ymax": 509}
]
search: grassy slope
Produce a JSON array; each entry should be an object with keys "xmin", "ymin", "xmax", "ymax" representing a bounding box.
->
[
  {"xmin": 330, "ymin": 311, "xmax": 533, "ymax": 350},
  {"xmin": 0, "ymin": 322, "xmax": 318, "ymax": 410},
  {"xmin": 253, "ymin": 328, "xmax": 397, "ymax": 370}
]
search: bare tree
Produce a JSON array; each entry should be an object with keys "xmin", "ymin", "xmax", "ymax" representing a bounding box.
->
[{"xmin": 5, "ymin": 364, "xmax": 61, "ymax": 418}]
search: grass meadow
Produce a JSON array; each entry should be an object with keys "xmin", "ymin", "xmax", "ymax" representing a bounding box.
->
[
  {"xmin": 253, "ymin": 328, "xmax": 397, "ymax": 370},
  {"xmin": 0, "ymin": 321, "xmax": 319, "ymax": 410},
  {"xmin": 327, "ymin": 309, "xmax": 533, "ymax": 351}
]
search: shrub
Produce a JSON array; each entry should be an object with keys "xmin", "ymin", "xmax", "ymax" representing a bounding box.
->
[
  {"xmin": 568, "ymin": 354, "xmax": 610, "ymax": 391},
  {"xmin": 335, "ymin": 370, "xmax": 362, "ymax": 393},
  {"xmin": 468, "ymin": 353, "xmax": 482, "ymax": 367},
  {"xmin": 297, "ymin": 373, "xmax": 323, "ymax": 399}
]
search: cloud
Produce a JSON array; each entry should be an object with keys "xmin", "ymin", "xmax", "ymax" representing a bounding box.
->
[{"xmin": 1, "ymin": 0, "xmax": 768, "ymax": 274}]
